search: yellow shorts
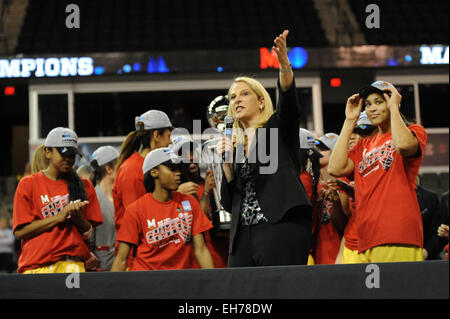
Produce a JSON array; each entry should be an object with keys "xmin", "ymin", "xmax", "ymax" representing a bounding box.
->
[
  {"xmin": 23, "ymin": 260, "xmax": 85, "ymax": 274},
  {"xmin": 342, "ymin": 246, "xmax": 360, "ymax": 264},
  {"xmin": 358, "ymin": 244, "xmax": 423, "ymax": 263},
  {"xmin": 307, "ymin": 254, "xmax": 315, "ymax": 266}
]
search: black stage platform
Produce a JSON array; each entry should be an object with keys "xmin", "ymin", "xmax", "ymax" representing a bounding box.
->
[{"xmin": 0, "ymin": 261, "xmax": 448, "ymax": 299}]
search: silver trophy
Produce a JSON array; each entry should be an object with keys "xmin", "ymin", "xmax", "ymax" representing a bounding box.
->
[{"xmin": 203, "ymin": 95, "xmax": 232, "ymax": 230}]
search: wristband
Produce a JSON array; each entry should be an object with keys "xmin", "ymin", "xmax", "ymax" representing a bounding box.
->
[{"xmin": 279, "ymin": 64, "xmax": 292, "ymax": 73}]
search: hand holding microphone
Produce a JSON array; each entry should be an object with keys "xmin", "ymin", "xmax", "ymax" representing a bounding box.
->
[
  {"xmin": 216, "ymin": 136, "xmax": 234, "ymax": 161},
  {"xmin": 223, "ymin": 115, "xmax": 234, "ymax": 163},
  {"xmin": 216, "ymin": 115, "xmax": 235, "ymax": 183}
]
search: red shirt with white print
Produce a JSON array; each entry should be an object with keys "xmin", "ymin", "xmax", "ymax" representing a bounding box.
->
[
  {"xmin": 117, "ymin": 191, "xmax": 212, "ymax": 270},
  {"xmin": 344, "ymin": 197, "xmax": 359, "ymax": 251},
  {"xmin": 348, "ymin": 124, "xmax": 427, "ymax": 253},
  {"xmin": 13, "ymin": 172, "xmax": 103, "ymax": 273}
]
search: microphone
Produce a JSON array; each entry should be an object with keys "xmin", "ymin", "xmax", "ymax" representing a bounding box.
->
[{"xmin": 223, "ymin": 115, "xmax": 234, "ymax": 162}]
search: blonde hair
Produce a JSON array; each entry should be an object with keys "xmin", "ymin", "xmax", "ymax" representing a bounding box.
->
[
  {"xmin": 31, "ymin": 144, "xmax": 49, "ymax": 173},
  {"xmin": 227, "ymin": 76, "xmax": 274, "ymax": 144}
]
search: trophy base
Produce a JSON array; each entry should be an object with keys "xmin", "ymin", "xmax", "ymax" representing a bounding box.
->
[
  {"xmin": 216, "ymin": 223, "xmax": 231, "ymax": 231},
  {"xmin": 212, "ymin": 209, "xmax": 232, "ymax": 232}
]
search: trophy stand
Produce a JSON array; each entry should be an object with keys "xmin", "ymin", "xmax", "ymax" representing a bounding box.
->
[
  {"xmin": 204, "ymin": 95, "xmax": 232, "ymax": 231},
  {"xmin": 202, "ymin": 137, "xmax": 232, "ymax": 231}
]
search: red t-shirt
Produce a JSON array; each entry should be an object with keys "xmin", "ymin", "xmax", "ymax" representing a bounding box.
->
[
  {"xmin": 344, "ymin": 197, "xmax": 358, "ymax": 251},
  {"xmin": 117, "ymin": 191, "xmax": 213, "ymax": 270},
  {"xmin": 300, "ymin": 171, "xmax": 317, "ymax": 236},
  {"xmin": 196, "ymin": 183, "xmax": 204, "ymax": 201},
  {"xmin": 312, "ymin": 183, "xmax": 342, "ymax": 264},
  {"xmin": 348, "ymin": 124, "xmax": 427, "ymax": 253},
  {"xmin": 190, "ymin": 231, "xmax": 227, "ymax": 269},
  {"xmin": 190, "ymin": 182, "xmax": 227, "ymax": 268},
  {"xmin": 300, "ymin": 171, "xmax": 314, "ymax": 202},
  {"xmin": 112, "ymin": 152, "xmax": 146, "ymax": 231},
  {"xmin": 13, "ymin": 172, "xmax": 103, "ymax": 273}
]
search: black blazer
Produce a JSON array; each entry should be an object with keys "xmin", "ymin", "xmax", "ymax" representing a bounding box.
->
[{"xmin": 220, "ymin": 77, "xmax": 312, "ymax": 254}]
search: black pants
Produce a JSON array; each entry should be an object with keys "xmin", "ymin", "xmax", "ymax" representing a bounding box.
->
[{"xmin": 228, "ymin": 209, "xmax": 312, "ymax": 267}]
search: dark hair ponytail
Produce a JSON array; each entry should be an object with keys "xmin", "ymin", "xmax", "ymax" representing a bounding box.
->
[
  {"xmin": 45, "ymin": 147, "xmax": 87, "ymax": 201},
  {"xmin": 116, "ymin": 129, "xmax": 150, "ymax": 170},
  {"xmin": 89, "ymin": 162, "xmax": 98, "ymax": 186},
  {"xmin": 116, "ymin": 124, "xmax": 168, "ymax": 170},
  {"xmin": 63, "ymin": 170, "xmax": 87, "ymax": 202}
]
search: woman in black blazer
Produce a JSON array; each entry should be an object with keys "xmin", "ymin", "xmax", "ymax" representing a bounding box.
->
[{"xmin": 217, "ymin": 30, "xmax": 312, "ymax": 267}]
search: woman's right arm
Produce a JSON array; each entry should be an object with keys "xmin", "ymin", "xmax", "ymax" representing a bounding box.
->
[
  {"xmin": 14, "ymin": 201, "xmax": 87, "ymax": 240},
  {"xmin": 216, "ymin": 137, "xmax": 235, "ymax": 183},
  {"xmin": 192, "ymin": 233, "xmax": 215, "ymax": 269},
  {"xmin": 14, "ymin": 209, "xmax": 69, "ymax": 240},
  {"xmin": 328, "ymin": 94, "xmax": 362, "ymax": 177},
  {"xmin": 215, "ymin": 137, "xmax": 237, "ymax": 213}
]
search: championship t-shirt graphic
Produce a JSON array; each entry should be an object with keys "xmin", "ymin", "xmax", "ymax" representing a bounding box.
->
[
  {"xmin": 118, "ymin": 192, "xmax": 212, "ymax": 270},
  {"xmin": 12, "ymin": 172, "xmax": 103, "ymax": 273},
  {"xmin": 358, "ymin": 140, "xmax": 396, "ymax": 177},
  {"xmin": 41, "ymin": 194, "xmax": 69, "ymax": 218},
  {"xmin": 348, "ymin": 124, "xmax": 428, "ymax": 253},
  {"xmin": 146, "ymin": 211, "xmax": 194, "ymax": 248}
]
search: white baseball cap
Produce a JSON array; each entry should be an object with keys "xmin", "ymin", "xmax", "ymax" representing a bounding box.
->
[
  {"xmin": 135, "ymin": 110, "xmax": 173, "ymax": 131},
  {"xmin": 299, "ymin": 127, "xmax": 323, "ymax": 159},
  {"xmin": 359, "ymin": 80, "xmax": 396, "ymax": 99},
  {"xmin": 142, "ymin": 148, "xmax": 182, "ymax": 175},
  {"xmin": 299, "ymin": 128, "xmax": 316, "ymax": 149},
  {"xmin": 316, "ymin": 133, "xmax": 339, "ymax": 151},
  {"xmin": 354, "ymin": 111, "xmax": 377, "ymax": 134},
  {"xmin": 170, "ymin": 135, "xmax": 192, "ymax": 153},
  {"xmin": 359, "ymin": 80, "xmax": 401, "ymax": 109},
  {"xmin": 44, "ymin": 127, "xmax": 81, "ymax": 156},
  {"xmin": 91, "ymin": 146, "xmax": 119, "ymax": 166},
  {"xmin": 169, "ymin": 135, "xmax": 201, "ymax": 158},
  {"xmin": 358, "ymin": 111, "xmax": 372, "ymax": 126}
]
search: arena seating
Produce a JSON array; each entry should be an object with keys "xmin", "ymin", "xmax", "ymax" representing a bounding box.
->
[
  {"xmin": 348, "ymin": 0, "xmax": 449, "ymax": 45},
  {"xmin": 15, "ymin": 0, "xmax": 329, "ymax": 54},
  {"xmin": 15, "ymin": 0, "xmax": 450, "ymax": 53}
]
